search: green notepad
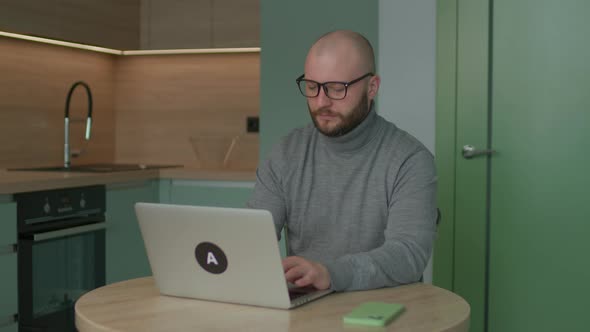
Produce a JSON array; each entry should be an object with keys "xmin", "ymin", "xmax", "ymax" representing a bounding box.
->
[{"xmin": 342, "ymin": 302, "xmax": 405, "ymax": 327}]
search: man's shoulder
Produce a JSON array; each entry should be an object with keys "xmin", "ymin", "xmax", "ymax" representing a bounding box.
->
[
  {"xmin": 378, "ymin": 116, "xmax": 434, "ymax": 159},
  {"xmin": 276, "ymin": 123, "xmax": 316, "ymax": 152},
  {"xmin": 263, "ymin": 123, "xmax": 315, "ymax": 164}
]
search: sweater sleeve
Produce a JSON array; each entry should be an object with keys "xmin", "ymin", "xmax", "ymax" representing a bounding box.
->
[
  {"xmin": 246, "ymin": 147, "xmax": 288, "ymax": 240},
  {"xmin": 323, "ymin": 149, "xmax": 438, "ymax": 291}
]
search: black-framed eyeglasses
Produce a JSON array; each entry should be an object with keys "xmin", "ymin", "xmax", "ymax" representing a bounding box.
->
[{"xmin": 295, "ymin": 72, "xmax": 374, "ymax": 100}]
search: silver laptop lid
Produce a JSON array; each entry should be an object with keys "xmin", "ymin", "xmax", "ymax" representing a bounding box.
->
[{"xmin": 135, "ymin": 202, "xmax": 293, "ymax": 309}]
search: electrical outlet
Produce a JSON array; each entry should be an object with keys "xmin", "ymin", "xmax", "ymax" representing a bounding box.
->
[{"xmin": 247, "ymin": 116, "xmax": 259, "ymax": 133}]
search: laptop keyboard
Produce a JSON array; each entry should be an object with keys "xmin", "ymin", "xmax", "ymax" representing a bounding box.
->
[{"xmin": 288, "ymin": 285, "xmax": 318, "ymax": 300}]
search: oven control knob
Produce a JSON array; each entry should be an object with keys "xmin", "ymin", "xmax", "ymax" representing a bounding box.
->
[
  {"xmin": 80, "ymin": 198, "xmax": 86, "ymax": 208},
  {"xmin": 43, "ymin": 202, "xmax": 51, "ymax": 214}
]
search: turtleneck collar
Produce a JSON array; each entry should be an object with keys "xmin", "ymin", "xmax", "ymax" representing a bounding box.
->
[{"xmin": 317, "ymin": 109, "xmax": 383, "ymax": 153}]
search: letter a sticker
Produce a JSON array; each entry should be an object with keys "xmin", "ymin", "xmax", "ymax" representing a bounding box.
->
[
  {"xmin": 195, "ymin": 242, "xmax": 228, "ymax": 274},
  {"xmin": 206, "ymin": 252, "xmax": 219, "ymax": 265}
]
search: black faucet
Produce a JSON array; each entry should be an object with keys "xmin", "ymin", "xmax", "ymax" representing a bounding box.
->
[{"xmin": 64, "ymin": 81, "xmax": 93, "ymax": 168}]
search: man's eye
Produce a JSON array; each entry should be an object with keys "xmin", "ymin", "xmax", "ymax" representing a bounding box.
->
[
  {"xmin": 306, "ymin": 83, "xmax": 318, "ymax": 90},
  {"xmin": 328, "ymin": 84, "xmax": 345, "ymax": 93}
]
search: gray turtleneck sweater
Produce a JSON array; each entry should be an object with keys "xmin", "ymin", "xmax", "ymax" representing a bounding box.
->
[{"xmin": 247, "ymin": 110, "xmax": 437, "ymax": 291}]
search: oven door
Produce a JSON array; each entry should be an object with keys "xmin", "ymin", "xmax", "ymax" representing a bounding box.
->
[{"xmin": 18, "ymin": 222, "xmax": 106, "ymax": 332}]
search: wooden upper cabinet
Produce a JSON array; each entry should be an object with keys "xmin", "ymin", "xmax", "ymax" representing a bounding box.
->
[
  {"xmin": 212, "ymin": 0, "xmax": 259, "ymax": 48},
  {"xmin": 0, "ymin": 0, "xmax": 58, "ymax": 38},
  {"xmin": 57, "ymin": 0, "xmax": 141, "ymax": 49},
  {"xmin": 140, "ymin": 0, "xmax": 212, "ymax": 49},
  {"xmin": 0, "ymin": 0, "xmax": 259, "ymax": 50},
  {"xmin": 141, "ymin": 0, "xmax": 259, "ymax": 49},
  {"xmin": 0, "ymin": 0, "xmax": 141, "ymax": 50}
]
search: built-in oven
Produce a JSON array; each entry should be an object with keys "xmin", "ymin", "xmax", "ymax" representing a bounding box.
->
[{"xmin": 15, "ymin": 185, "xmax": 106, "ymax": 332}]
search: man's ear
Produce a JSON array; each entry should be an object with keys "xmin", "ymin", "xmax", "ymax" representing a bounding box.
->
[{"xmin": 368, "ymin": 75, "xmax": 381, "ymax": 98}]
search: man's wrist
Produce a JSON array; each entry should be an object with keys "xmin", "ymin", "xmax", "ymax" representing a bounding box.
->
[
  {"xmin": 324, "ymin": 259, "xmax": 353, "ymax": 291},
  {"xmin": 317, "ymin": 262, "xmax": 332, "ymax": 290}
]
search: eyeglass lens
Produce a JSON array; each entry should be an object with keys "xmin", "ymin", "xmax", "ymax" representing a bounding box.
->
[{"xmin": 298, "ymin": 80, "xmax": 348, "ymax": 99}]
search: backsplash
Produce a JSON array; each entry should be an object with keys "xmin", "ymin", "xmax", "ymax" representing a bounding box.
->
[
  {"xmin": 0, "ymin": 36, "xmax": 259, "ymax": 170},
  {"xmin": 114, "ymin": 53, "xmax": 259, "ymax": 169},
  {"xmin": 0, "ymin": 37, "xmax": 116, "ymax": 168}
]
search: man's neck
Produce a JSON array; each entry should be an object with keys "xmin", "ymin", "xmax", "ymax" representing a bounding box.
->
[{"xmin": 318, "ymin": 109, "xmax": 381, "ymax": 153}]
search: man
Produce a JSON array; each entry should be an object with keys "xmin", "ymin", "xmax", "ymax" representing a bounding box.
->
[{"xmin": 247, "ymin": 30, "xmax": 437, "ymax": 291}]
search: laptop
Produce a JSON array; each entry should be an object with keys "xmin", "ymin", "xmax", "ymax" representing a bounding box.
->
[{"xmin": 134, "ymin": 202, "xmax": 333, "ymax": 309}]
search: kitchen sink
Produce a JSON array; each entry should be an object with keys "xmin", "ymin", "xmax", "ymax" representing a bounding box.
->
[{"xmin": 9, "ymin": 163, "xmax": 181, "ymax": 173}]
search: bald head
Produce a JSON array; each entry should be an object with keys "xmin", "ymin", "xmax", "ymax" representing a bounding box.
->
[
  {"xmin": 306, "ymin": 30, "xmax": 375, "ymax": 76},
  {"xmin": 302, "ymin": 31, "xmax": 380, "ymax": 137}
]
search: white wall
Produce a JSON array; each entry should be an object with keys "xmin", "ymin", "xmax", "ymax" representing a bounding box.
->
[
  {"xmin": 377, "ymin": 0, "xmax": 436, "ymax": 153},
  {"xmin": 378, "ymin": 0, "xmax": 437, "ymax": 282}
]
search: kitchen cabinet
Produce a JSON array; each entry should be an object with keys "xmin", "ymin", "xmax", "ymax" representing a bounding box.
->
[
  {"xmin": 1, "ymin": 0, "xmax": 258, "ymax": 50},
  {"xmin": 164, "ymin": 179, "xmax": 254, "ymax": 207},
  {"xmin": 0, "ymin": 0, "xmax": 140, "ymax": 50},
  {"xmin": 105, "ymin": 181, "xmax": 158, "ymax": 284},
  {"xmin": 160, "ymin": 179, "xmax": 287, "ymax": 257},
  {"xmin": 140, "ymin": 0, "xmax": 211, "ymax": 49},
  {"xmin": 0, "ymin": 200, "xmax": 18, "ymax": 332},
  {"xmin": 211, "ymin": 0, "xmax": 259, "ymax": 48},
  {"xmin": 140, "ymin": 0, "xmax": 260, "ymax": 49}
]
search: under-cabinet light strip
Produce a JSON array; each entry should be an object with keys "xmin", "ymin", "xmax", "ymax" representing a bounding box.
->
[
  {"xmin": 122, "ymin": 48, "xmax": 260, "ymax": 55},
  {"xmin": 0, "ymin": 30, "xmax": 260, "ymax": 55},
  {"xmin": 0, "ymin": 31, "xmax": 122, "ymax": 55}
]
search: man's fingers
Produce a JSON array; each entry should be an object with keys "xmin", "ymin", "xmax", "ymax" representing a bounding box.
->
[
  {"xmin": 283, "ymin": 257, "xmax": 315, "ymax": 287},
  {"xmin": 282, "ymin": 256, "xmax": 331, "ymax": 289},
  {"xmin": 284, "ymin": 264, "xmax": 307, "ymax": 283},
  {"xmin": 282, "ymin": 256, "xmax": 304, "ymax": 271},
  {"xmin": 287, "ymin": 268, "xmax": 313, "ymax": 287},
  {"xmin": 294, "ymin": 274, "xmax": 313, "ymax": 287}
]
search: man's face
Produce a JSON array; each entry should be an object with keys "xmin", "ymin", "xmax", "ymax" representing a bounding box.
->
[
  {"xmin": 307, "ymin": 91, "xmax": 370, "ymax": 137},
  {"xmin": 303, "ymin": 49, "xmax": 375, "ymax": 137}
]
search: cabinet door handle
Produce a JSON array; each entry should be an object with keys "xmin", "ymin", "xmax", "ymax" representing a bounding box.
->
[{"xmin": 0, "ymin": 244, "xmax": 17, "ymax": 255}]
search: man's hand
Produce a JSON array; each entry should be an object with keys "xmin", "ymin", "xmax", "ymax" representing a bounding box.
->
[{"xmin": 282, "ymin": 256, "xmax": 331, "ymax": 290}]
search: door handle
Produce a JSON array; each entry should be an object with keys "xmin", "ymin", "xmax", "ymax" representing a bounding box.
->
[
  {"xmin": 33, "ymin": 222, "xmax": 106, "ymax": 242},
  {"xmin": 462, "ymin": 145, "xmax": 496, "ymax": 159}
]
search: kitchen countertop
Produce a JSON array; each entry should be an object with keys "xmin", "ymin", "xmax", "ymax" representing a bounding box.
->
[{"xmin": 0, "ymin": 167, "xmax": 255, "ymax": 195}]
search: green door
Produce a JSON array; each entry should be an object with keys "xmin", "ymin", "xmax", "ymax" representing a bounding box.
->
[
  {"xmin": 489, "ymin": 1, "xmax": 590, "ymax": 331},
  {"xmin": 436, "ymin": 1, "xmax": 590, "ymax": 331}
]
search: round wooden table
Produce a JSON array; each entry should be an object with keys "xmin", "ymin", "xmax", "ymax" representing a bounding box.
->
[{"xmin": 75, "ymin": 277, "xmax": 469, "ymax": 332}]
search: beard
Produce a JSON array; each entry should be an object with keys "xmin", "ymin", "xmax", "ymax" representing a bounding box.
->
[{"xmin": 308, "ymin": 94, "xmax": 371, "ymax": 137}]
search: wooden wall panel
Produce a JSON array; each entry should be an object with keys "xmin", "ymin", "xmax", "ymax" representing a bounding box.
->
[
  {"xmin": 0, "ymin": 36, "xmax": 259, "ymax": 171},
  {"xmin": 114, "ymin": 53, "xmax": 259, "ymax": 170},
  {"xmin": 0, "ymin": 37, "xmax": 116, "ymax": 168}
]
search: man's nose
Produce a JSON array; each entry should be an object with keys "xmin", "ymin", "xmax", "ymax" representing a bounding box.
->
[{"xmin": 315, "ymin": 86, "xmax": 332, "ymax": 107}]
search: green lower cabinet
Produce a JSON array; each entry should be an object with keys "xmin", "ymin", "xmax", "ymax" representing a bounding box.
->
[
  {"xmin": 0, "ymin": 201, "xmax": 18, "ymax": 332},
  {"xmin": 0, "ymin": 253, "xmax": 17, "ymax": 332},
  {"xmin": 106, "ymin": 181, "xmax": 158, "ymax": 284},
  {"xmin": 166, "ymin": 179, "xmax": 255, "ymax": 208}
]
